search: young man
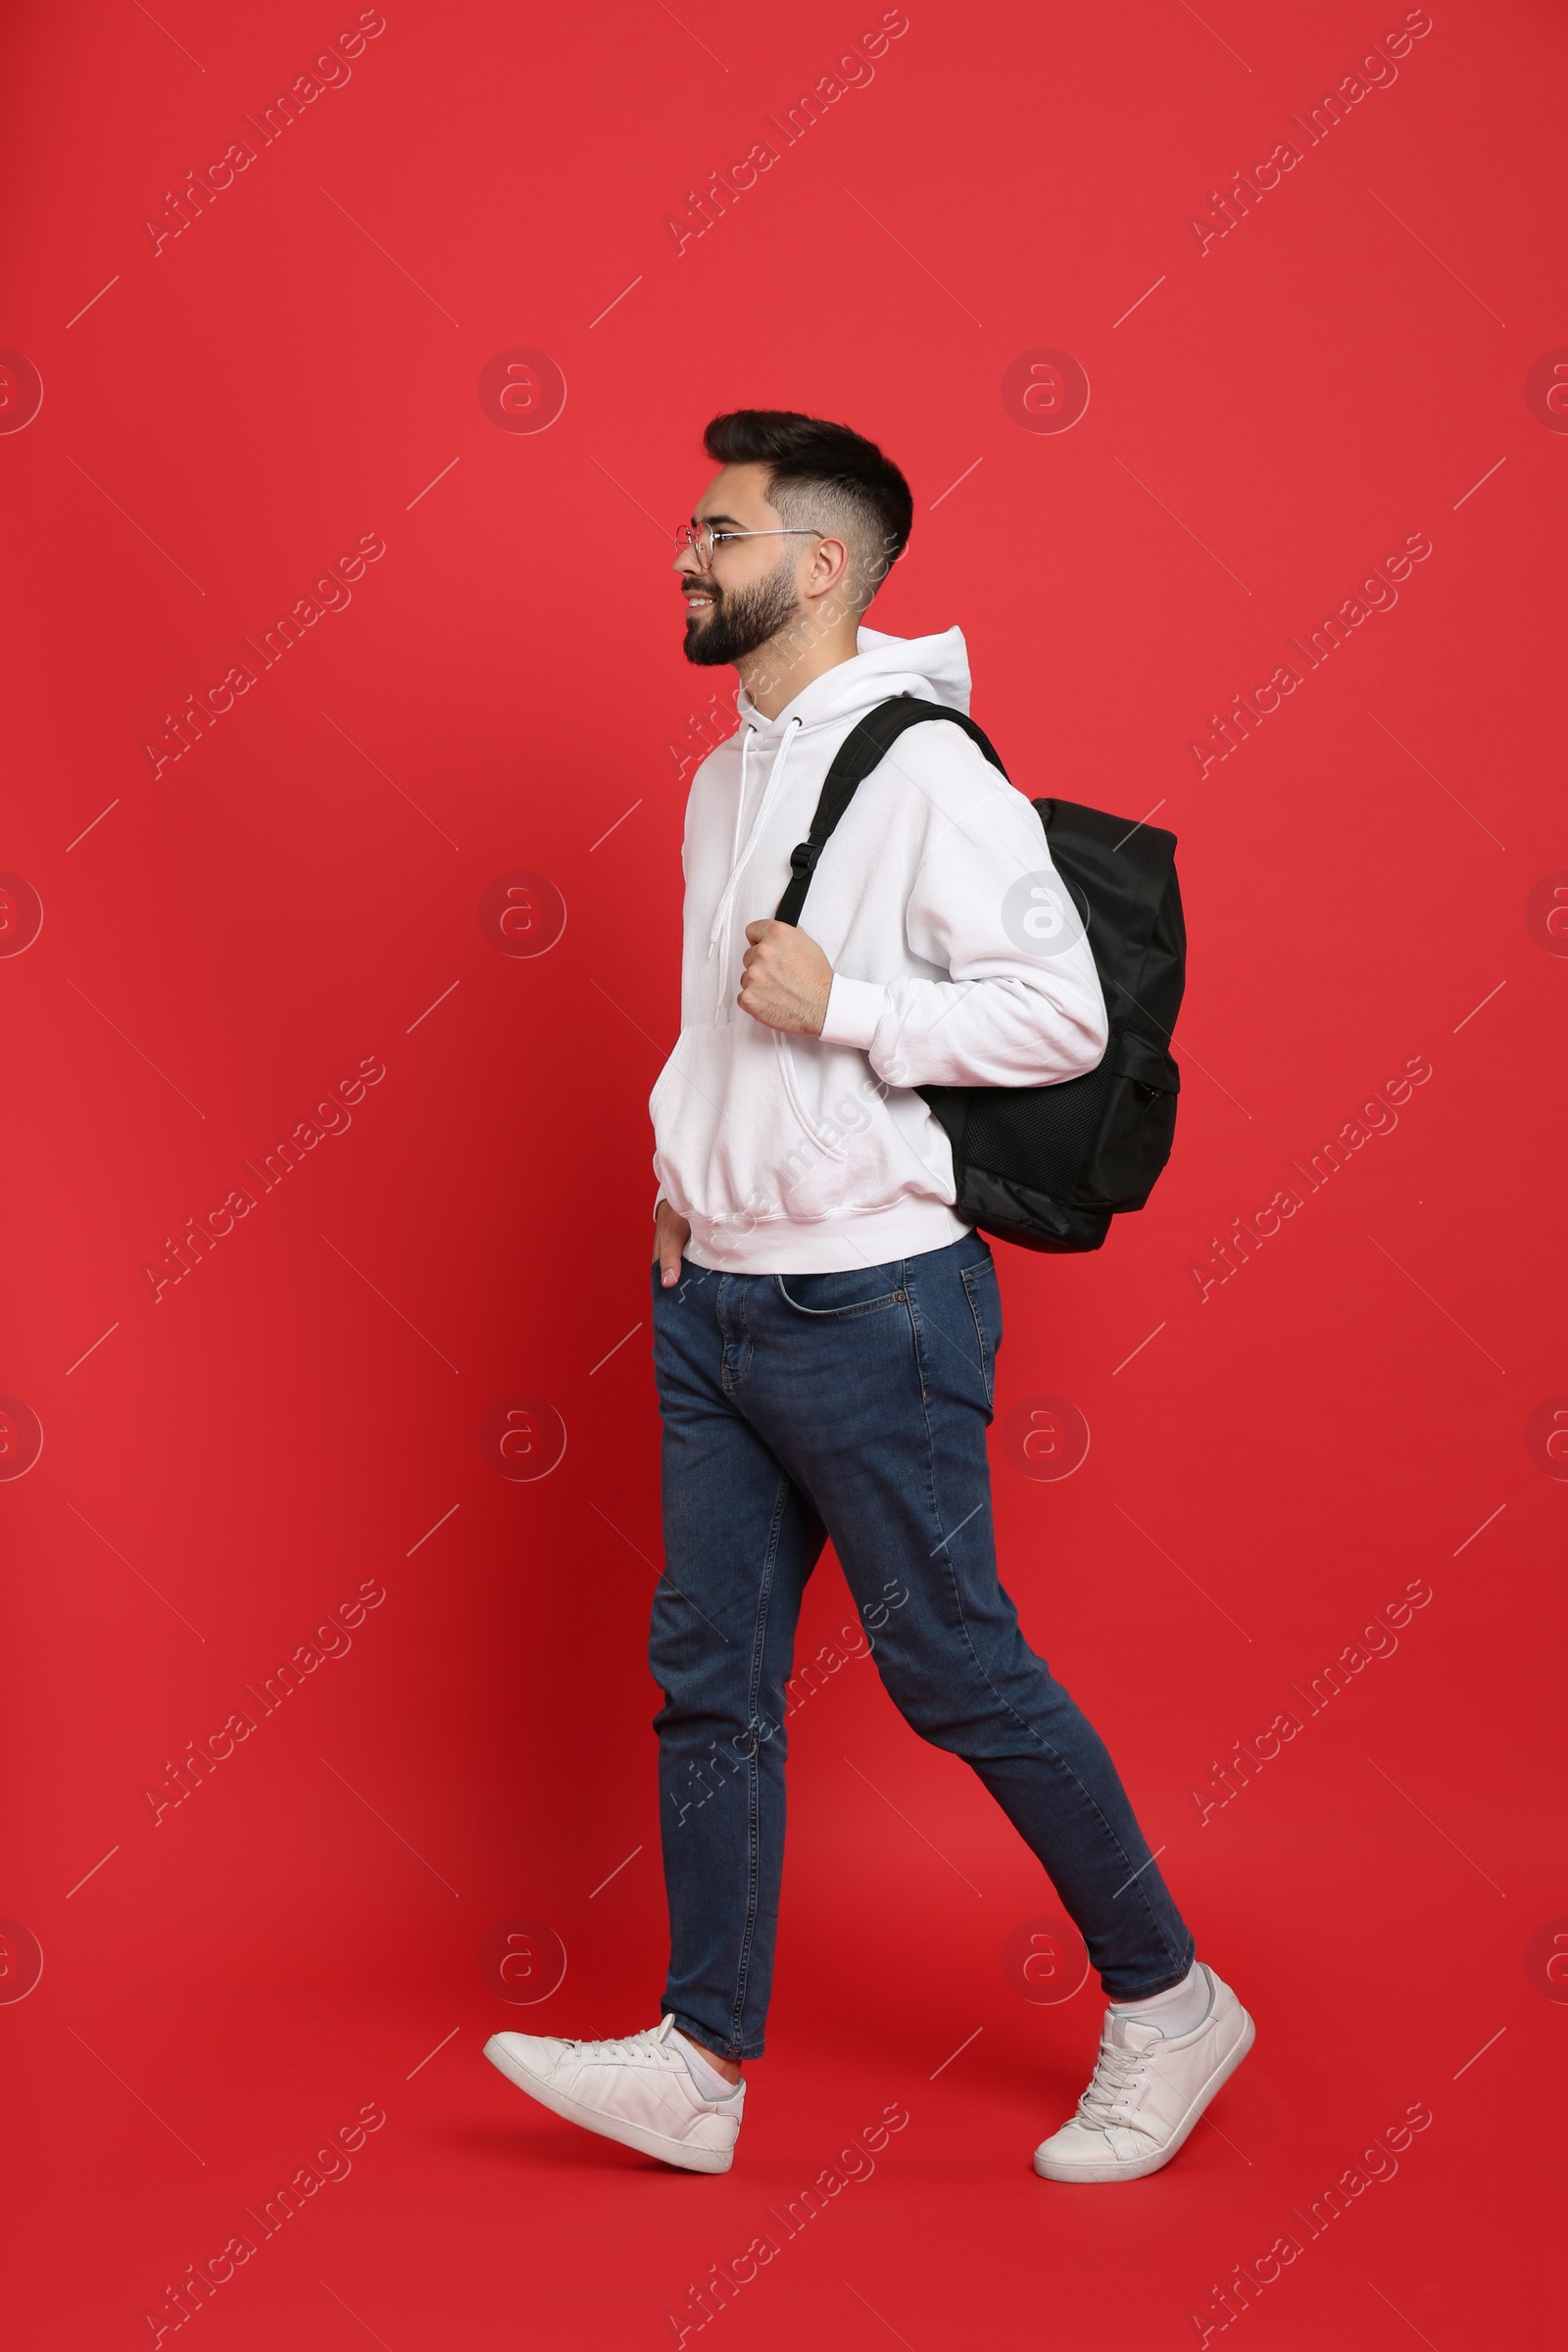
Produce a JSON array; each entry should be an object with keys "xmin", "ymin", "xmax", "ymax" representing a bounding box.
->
[{"xmin": 486, "ymin": 411, "xmax": 1251, "ymax": 2180}]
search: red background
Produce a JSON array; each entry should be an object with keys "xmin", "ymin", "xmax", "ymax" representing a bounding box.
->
[{"xmin": 3, "ymin": 1, "xmax": 1564, "ymax": 2344}]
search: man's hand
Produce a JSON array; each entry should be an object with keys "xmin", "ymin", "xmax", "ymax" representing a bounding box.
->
[
  {"xmin": 738, "ymin": 920, "xmax": 833, "ymax": 1035},
  {"xmin": 655, "ymin": 1198, "xmax": 691, "ymax": 1289}
]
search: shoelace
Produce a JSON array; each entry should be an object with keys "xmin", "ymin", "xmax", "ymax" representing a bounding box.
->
[
  {"xmin": 1076, "ymin": 2034, "xmax": 1155, "ymax": 2131},
  {"xmin": 566, "ymin": 2020, "xmax": 679, "ymax": 2068}
]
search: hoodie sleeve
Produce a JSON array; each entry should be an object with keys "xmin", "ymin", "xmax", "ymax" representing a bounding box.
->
[{"xmin": 818, "ymin": 735, "xmax": 1109, "ymax": 1089}]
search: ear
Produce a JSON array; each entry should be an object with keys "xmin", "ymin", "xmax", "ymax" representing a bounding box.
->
[{"xmin": 807, "ymin": 533, "xmax": 853, "ymax": 596}]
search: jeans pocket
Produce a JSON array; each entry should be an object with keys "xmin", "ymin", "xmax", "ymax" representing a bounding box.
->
[
  {"xmin": 774, "ymin": 1264, "xmax": 906, "ymax": 1319},
  {"xmin": 959, "ymin": 1254, "xmax": 1001, "ymax": 1408}
]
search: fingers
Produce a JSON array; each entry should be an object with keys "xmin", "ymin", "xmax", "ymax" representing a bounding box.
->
[{"xmin": 656, "ymin": 1205, "xmax": 690, "ymax": 1288}]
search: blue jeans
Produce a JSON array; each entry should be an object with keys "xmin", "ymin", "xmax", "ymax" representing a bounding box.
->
[{"xmin": 649, "ymin": 1231, "xmax": 1194, "ymax": 2060}]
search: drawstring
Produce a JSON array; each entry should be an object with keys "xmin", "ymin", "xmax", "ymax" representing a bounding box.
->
[
  {"xmin": 707, "ymin": 717, "xmax": 804, "ymax": 1010},
  {"xmin": 727, "ymin": 723, "xmax": 755, "ymax": 879},
  {"xmin": 708, "ymin": 723, "xmax": 755, "ymax": 962}
]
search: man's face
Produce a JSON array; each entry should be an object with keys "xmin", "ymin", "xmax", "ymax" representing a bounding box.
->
[{"xmin": 675, "ymin": 462, "xmax": 808, "ymax": 667}]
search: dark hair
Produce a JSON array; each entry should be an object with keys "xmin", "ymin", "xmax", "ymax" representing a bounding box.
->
[{"xmin": 702, "ymin": 409, "xmax": 913, "ymax": 600}]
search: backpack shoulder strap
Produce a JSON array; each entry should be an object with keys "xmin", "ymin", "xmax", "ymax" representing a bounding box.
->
[{"xmin": 772, "ymin": 695, "xmax": 1009, "ymax": 926}]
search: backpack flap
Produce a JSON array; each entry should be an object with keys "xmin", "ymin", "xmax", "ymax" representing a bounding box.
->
[
  {"xmin": 1035, "ymin": 799, "xmax": 1183, "ymax": 1039},
  {"xmin": 1034, "ymin": 801, "xmax": 1185, "ymax": 1216}
]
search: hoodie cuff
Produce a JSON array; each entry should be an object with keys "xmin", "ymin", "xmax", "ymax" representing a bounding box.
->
[{"xmin": 819, "ymin": 973, "xmax": 888, "ymax": 1051}]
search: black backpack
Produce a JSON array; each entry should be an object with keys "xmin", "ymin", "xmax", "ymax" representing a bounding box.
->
[{"xmin": 773, "ymin": 695, "xmax": 1186, "ymax": 1253}]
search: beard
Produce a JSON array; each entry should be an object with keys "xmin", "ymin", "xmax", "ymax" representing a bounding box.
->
[{"xmin": 682, "ymin": 559, "xmax": 802, "ymax": 667}]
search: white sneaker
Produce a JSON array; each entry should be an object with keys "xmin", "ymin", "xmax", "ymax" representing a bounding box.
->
[
  {"xmin": 483, "ymin": 2016, "xmax": 744, "ymax": 2175},
  {"xmin": 1033, "ymin": 1964, "xmax": 1254, "ymax": 2182}
]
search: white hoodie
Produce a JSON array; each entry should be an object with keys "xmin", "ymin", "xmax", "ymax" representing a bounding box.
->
[{"xmin": 651, "ymin": 624, "xmax": 1108, "ymax": 1273}]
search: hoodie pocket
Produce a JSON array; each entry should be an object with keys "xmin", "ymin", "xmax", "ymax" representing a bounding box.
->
[
  {"xmin": 651, "ymin": 1023, "xmax": 848, "ymax": 1230},
  {"xmin": 772, "ymin": 1034, "xmax": 850, "ymax": 1199}
]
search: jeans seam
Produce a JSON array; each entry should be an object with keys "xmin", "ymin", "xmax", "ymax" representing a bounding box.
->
[
  {"xmin": 718, "ymin": 1273, "xmax": 754, "ymax": 1396},
  {"xmin": 730, "ymin": 1466, "xmax": 789, "ymax": 2046},
  {"xmin": 907, "ymin": 1263, "xmax": 1183, "ymax": 1978},
  {"xmin": 1111, "ymin": 1870, "xmax": 1192, "ymax": 1981},
  {"xmin": 906, "ymin": 1277, "xmax": 1029, "ymax": 1735}
]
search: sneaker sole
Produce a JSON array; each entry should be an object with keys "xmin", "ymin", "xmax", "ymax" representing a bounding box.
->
[
  {"xmin": 1032, "ymin": 2008, "xmax": 1256, "ymax": 2183},
  {"xmin": 482, "ymin": 2034, "xmax": 735, "ymax": 2175}
]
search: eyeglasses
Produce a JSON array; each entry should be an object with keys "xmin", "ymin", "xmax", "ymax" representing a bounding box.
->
[{"xmin": 676, "ymin": 522, "xmax": 824, "ymax": 569}]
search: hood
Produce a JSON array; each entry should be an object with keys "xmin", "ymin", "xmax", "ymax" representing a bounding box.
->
[{"xmin": 733, "ymin": 623, "xmax": 972, "ymax": 740}]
